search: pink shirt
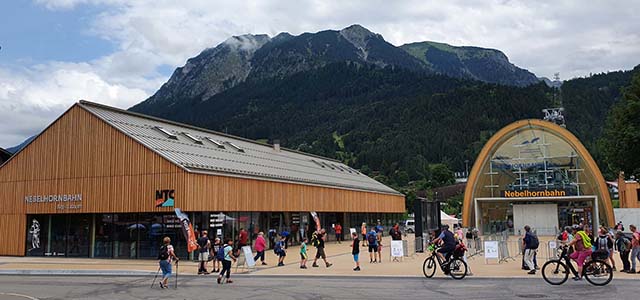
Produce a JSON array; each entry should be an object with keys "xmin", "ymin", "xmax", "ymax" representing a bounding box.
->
[{"xmin": 255, "ymin": 235, "xmax": 266, "ymax": 252}]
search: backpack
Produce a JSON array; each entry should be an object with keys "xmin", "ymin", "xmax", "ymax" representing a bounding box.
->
[
  {"xmin": 216, "ymin": 245, "xmax": 225, "ymax": 260},
  {"xmin": 311, "ymin": 232, "xmax": 320, "ymax": 247},
  {"xmin": 465, "ymin": 231, "xmax": 473, "ymax": 239},
  {"xmin": 529, "ymin": 234, "xmax": 539, "ymax": 249},
  {"xmin": 274, "ymin": 241, "xmax": 283, "ymax": 255},
  {"xmin": 367, "ymin": 233, "xmax": 377, "ymax": 245},
  {"xmin": 157, "ymin": 245, "xmax": 169, "ymax": 260},
  {"xmin": 597, "ymin": 236, "xmax": 609, "ymax": 250}
]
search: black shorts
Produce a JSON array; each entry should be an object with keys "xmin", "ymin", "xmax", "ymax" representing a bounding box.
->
[
  {"xmin": 368, "ymin": 245, "xmax": 378, "ymax": 252},
  {"xmin": 315, "ymin": 247, "xmax": 326, "ymax": 259},
  {"xmin": 438, "ymin": 245, "xmax": 455, "ymax": 258}
]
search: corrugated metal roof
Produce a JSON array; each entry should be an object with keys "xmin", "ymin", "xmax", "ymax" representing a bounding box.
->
[{"xmin": 79, "ymin": 101, "xmax": 401, "ymax": 195}]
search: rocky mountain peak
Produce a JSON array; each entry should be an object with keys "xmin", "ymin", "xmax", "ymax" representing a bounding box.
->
[
  {"xmin": 222, "ymin": 34, "xmax": 271, "ymax": 52},
  {"xmin": 339, "ymin": 24, "xmax": 379, "ymax": 50}
]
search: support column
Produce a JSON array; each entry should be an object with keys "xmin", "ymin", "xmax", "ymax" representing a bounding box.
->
[{"xmin": 89, "ymin": 214, "xmax": 96, "ymax": 258}]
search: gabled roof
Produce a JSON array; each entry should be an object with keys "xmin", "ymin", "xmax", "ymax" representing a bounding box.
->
[{"xmin": 79, "ymin": 101, "xmax": 401, "ymax": 195}]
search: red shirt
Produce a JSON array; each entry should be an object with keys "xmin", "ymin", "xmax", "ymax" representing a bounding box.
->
[
  {"xmin": 335, "ymin": 225, "xmax": 342, "ymax": 234},
  {"xmin": 239, "ymin": 230, "xmax": 248, "ymax": 245}
]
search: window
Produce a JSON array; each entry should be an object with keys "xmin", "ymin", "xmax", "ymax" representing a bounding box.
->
[
  {"xmin": 205, "ymin": 137, "xmax": 225, "ymax": 149},
  {"xmin": 311, "ymin": 159, "xmax": 325, "ymax": 168},
  {"xmin": 153, "ymin": 126, "xmax": 178, "ymax": 140},
  {"xmin": 225, "ymin": 141, "xmax": 245, "ymax": 153},
  {"xmin": 321, "ymin": 161, "xmax": 335, "ymax": 170},
  {"xmin": 182, "ymin": 132, "xmax": 203, "ymax": 144}
]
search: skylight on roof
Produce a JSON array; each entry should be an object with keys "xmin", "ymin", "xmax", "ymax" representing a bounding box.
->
[
  {"xmin": 311, "ymin": 159, "xmax": 325, "ymax": 168},
  {"xmin": 182, "ymin": 132, "xmax": 203, "ymax": 144},
  {"xmin": 205, "ymin": 137, "xmax": 225, "ymax": 149},
  {"xmin": 321, "ymin": 161, "xmax": 335, "ymax": 170},
  {"xmin": 224, "ymin": 141, "xmax": 245, "ymax": 153},
  {"xmin": 154, "ymin": 126, "xmax": 177, "ymax": 140}
]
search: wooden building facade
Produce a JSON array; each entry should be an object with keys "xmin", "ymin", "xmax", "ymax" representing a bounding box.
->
[{"xmin": 0, "ymin": 101, "xmax": 404, "ymax": 257}]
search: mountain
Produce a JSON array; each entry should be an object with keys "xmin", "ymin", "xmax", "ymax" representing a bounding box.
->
[
  {"xmin": 131, "ymin": 25, "xmax": 538, "ymax": 115},
  {"xmin": 6, "ymin": 135, "xmax": 36, "ymax": 154},
  {"xmin": 400, "ymin": 41, "xmax": 539, "ymax": 87}
]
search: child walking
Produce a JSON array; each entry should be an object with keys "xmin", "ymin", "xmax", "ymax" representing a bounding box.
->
[
  {"xmin": 352, "ymin": 232, "xmax": 360, "ymax": 271},
  {"xmin": 300, "ymin": 237, "xmax": 308, "ymax": 269},
  {"xmin": 277, "ymin": 235, "xmax": 287, "ymax": 266}
]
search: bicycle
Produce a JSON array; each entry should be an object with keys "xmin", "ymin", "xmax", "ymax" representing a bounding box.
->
[
  {"xmin": 422, "ymin": 244, "xmax": 468, "ymax": 280},
  {"xmin": 541, "ymin": 245, "xmax": 613, "ymax": 286}
]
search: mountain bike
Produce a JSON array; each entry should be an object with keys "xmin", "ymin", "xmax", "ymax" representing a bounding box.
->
[
  {"xmin": 422, "ymin": 244, "xmax": 468, "ymax": 280},
  {"xmin": 541, "ymin": 245, "xmax": 613, "ymax": 286}
]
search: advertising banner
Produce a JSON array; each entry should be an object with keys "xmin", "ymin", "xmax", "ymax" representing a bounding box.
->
[
  {"xmin": 174, "ymin": 208, "xmax": 198, "ymax": 253},
  {"xmin": 390, "ymin": 240, "xmax": 403, "ymax": 257},
  {"xmin": 242, "ymin": 246, "xmax": 256, "ymax": 267},
  {"xmin": 484, "ymin": 241, "xmax": 499, "ymax": 259},
  {"xmin": 310, "ymin": 211, "xmax": 321, "ymax": 230}
]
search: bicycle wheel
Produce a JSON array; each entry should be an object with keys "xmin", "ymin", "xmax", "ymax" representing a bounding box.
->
[
  {"xmin": 448, "ymin": 258, "xmax": 468, "ymax": 280},
  {"xmin": 422, "ymin": 257, "xmax": 436, "ymax": 278},
  {"xmin": 583, "ymin": 260, "xmax": 613, "ymax": 286},
  {"xmin": 541, "ymin": 260, "xmax": 569, "ymax": 285}
]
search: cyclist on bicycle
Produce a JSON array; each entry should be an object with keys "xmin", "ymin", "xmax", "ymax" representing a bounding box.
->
[
  {"xmin": 567, "ymin": 225, "xmax": 593, "ymax": 281},
  {"xmin": 431, "ymin": 225, "xmax": 457, "ymax": 268}
]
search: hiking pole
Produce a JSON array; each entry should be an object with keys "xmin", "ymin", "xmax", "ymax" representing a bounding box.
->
[
  {"xmin": 150, "ymin": 266, "xmax": 161, "ymax": 288},
  {"xmin": 174, "ymin": 260, "xmax": 179, "ymax": 289}
]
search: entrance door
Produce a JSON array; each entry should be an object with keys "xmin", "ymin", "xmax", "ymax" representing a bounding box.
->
[{"xmin": 513, "ymin": 204, "xmax": 558, "ymax": 236}]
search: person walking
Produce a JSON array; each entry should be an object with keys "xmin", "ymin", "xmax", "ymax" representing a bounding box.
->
[
  {"xmin": 311, "ymin": 229, "xmax": 332, "ymax": 268},
  {"xmin": 376, "ymin": 229, "xmax": 383, "ymax": 263},
  {"xmin": 211, "ymin": 238, "xmax": 222, "ymax": 273},
  {"xmin": 334, "ymin": 223, "xmax": 342, "ymax": 244},
  {"xmin": 367, "ymin": 229, "xmax": 378, "ymax": 263},
  {"xmin": 158, "ymin": 236, "xmax": 179, "ymax": 289},
  {"xmin": 196, "ymin": 230, "xmax": 211, "ymax": 275},
  {"xmin": 217, "ymin": 238, "xmax": 236, "ymax": 284},
  {"xmin": 615, "ymin": 230, "xmax": 631, "ymax": 272},
  {"xmin": 361, "ymin": 223, "xmax": 368, "ymax": 247},
  {"xmin": 522, "ymin": 225, "xmax": 539, "ymax": 275},
  {"xmin": 275, "ymin": 235, "xmax": 287, "ymax": 266},
  {"xmin": 352, "ymin": 232, "xmax": 360, "ymax": 271},
  {"xmin": 300, "ymin": 237, "xmax": 308, "ymax": 269},
  {"xmin": 630, "ymin": 224, "xmax": 640, "ymax": 273},
  {"xmin": 595, "ymin": 226, "xmax": 616, "ymax": 271},
  {"xmin": 253, "ymin": 232, "xmax": 267, "ymax": 265}
]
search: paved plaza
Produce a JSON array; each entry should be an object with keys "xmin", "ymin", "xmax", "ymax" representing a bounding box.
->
[{"xmin": 1, "ymin": 235, "xmax": 639, "ymax": 280}]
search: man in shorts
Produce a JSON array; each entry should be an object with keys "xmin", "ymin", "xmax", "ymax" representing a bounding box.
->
[
  {"xmin": 431, "ymin": 225, "xmax": 456, "ymax": 271},
  {"xmin": 312, "ymin": 229, "xmax": 333, "ymax": 268},
  {"xmin": 368, "ymin": 229, "xmax": 379, "ymax": 263},
  {"xmin": 196, "ymin": 230, "xmax": 210, "ymax": 274}
]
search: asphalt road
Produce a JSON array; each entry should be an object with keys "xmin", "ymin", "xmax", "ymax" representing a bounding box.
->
[{"xmin": 0, "ymin": 275, "xmax": 635, "ymax": 300}]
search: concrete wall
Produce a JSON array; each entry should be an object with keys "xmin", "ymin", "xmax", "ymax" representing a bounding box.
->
[{"xmin": 613, "ymin": 208, "xmax": 640, "ymax": 233}]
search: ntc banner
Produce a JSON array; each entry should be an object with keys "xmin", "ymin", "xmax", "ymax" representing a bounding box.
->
[{"xmin": 174, "ymin": 208, "xmax": 198, "ymax": 253}]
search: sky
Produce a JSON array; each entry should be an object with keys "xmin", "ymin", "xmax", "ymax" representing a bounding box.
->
[{"xmin": 1, "ymin": 0, "xmax": 639, "ymax": 148}]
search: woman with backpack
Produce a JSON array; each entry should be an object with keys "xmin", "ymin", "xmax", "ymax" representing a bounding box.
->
[
  {"xmin": 158, "ymin": 236, "xmax": 179, "ymax": 289},
  {"xmin": 217, "ymin": 238, "xmax": 236, "ymax": 284}
]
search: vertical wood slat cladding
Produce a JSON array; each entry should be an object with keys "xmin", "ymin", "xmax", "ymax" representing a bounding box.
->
[
  {"xmin": 0, "ymin": 104, "xmax": 404, "ymax": 216},
  {"xmin": 0, "ymin": 215, "xmax": 26, "ymax": 256},
  {"xmin": 0, "ymin": 105, "xmax": 185, "ymax": 215}
]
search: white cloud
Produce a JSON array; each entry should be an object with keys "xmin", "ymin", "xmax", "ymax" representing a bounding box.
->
[
  {"xmin": 0, "ymin": 64, "xmax": 150, "ymax": 147},
  {"xmin": 3, "ymin": 0, "xmax": 639, "ymax": 147}
]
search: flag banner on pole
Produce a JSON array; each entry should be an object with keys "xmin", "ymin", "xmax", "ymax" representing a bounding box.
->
[
  {"xmin": 175, "ymin": 208, "xmax": 198, "ymax": 253},
  {"xmin": 310, "ymin": 211, "xmax": 321, "ymax": 230}
]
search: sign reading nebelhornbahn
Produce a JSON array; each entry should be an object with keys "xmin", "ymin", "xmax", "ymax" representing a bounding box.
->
[{"xmin": 501, "ymin": 189, "xmax": 567, "ymax": 198}]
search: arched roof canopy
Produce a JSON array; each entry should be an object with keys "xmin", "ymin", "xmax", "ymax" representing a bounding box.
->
[{"xmin": 462, "ymin": 119, "xmax": 614, "ymax": 228}]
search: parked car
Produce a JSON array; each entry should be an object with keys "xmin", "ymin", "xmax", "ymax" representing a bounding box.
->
[{"xmin": 404, "ymin": 219, "xmax": 415, "ymax": 233}]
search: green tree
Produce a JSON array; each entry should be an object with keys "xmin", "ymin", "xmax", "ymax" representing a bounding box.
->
[{"xmin": 600, "ymin": 72, "xmax": 640, "ymax": 178}]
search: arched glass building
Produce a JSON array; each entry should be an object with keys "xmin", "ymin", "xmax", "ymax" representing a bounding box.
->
[{"xmin": 462, "ymin": 119, "xmax": 614, "ymax": 235}]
